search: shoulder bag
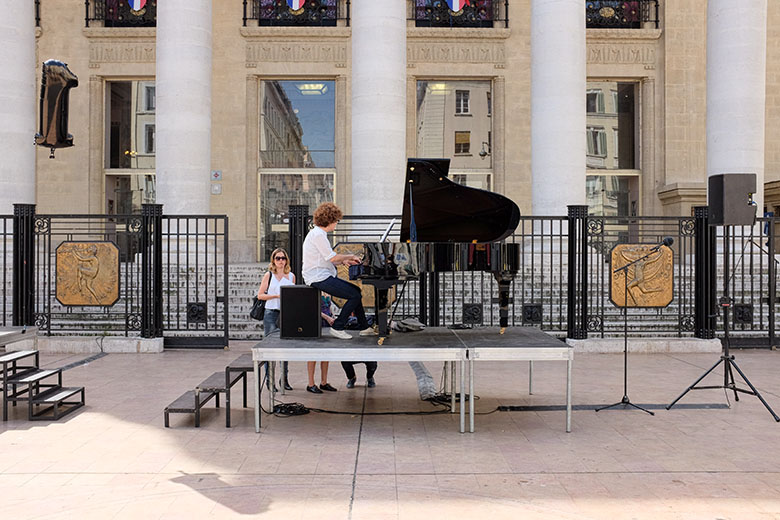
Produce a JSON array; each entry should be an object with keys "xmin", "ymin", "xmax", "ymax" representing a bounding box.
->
[{"xmin": 250, "ymin": 273, "xmax": 269, "ymax": 321}]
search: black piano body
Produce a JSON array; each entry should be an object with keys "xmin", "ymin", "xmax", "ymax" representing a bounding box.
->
[{"xmin": 352, "ymin": 158, "xmax": 522, "ymax": 338}]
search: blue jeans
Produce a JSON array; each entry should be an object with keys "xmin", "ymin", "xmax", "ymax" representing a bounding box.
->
[
  {"xmin": 310, "ymin": 276, "xmax": 369, "ymax": 331},
  {"xmin": 263, "ymin": 308, "xmax": 280, "ymax": 337}
]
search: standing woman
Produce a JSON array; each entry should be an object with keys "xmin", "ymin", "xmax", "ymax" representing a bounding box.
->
[
  {"xmin": 258, "ymin": 247, "xmax": 295, "ymax": 389},
  {"xmin": 302, "ymin": 202, "xmax": 375, "ymax": 340}
]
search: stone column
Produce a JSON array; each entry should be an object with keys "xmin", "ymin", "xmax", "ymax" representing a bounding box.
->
[
  {"xmin": 156, "ymin": 0, "xmax": 211, "ymax": 215},
  {"xmin": 351, "ymin": 1, "xmax": 406, "ymax": 215},
  {"xmin": 707, "ymin": 0, "xmax": 767, "ymax": 212},
  {"xmin": 0, "ymin": 2, "xmax": 36, "ymax": 213},
  {"xmin": 531, "ymin": 0, "xmax": 586, "ymax": 215}
]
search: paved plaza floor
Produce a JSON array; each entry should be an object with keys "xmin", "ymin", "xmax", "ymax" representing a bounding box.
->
[{"xmin": 2, "ymin": 339, "xmax": 780, "ymax": 519}]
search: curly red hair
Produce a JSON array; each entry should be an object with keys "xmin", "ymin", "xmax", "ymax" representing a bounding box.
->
[{"xmin": 313, "ymin": 202, "xmax": 343, "ymax": 227}]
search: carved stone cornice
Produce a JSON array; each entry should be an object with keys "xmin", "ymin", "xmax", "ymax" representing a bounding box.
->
[
  {"xmin": 83, "ymin": 27, "xmax": 157, "ymax": 39},
  {"xmin": 586, "ymin": 28, "xmax": 662, "ymax": 42},
  {"xmin": 408, "ymin": 28, "xmax": 511, "ymax": 41},
  {"xmin": 245, "ymin": 41, "xmax": 347, "ymax": 67},
  {"xmin": 408, "ymin": 41, "xmax": 505, "ymax": 65},
  {"xmin": 239, "ymin": 26, "xmax": 350, "ymax": 41}
]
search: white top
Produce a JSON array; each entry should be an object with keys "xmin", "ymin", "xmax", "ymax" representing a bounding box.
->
[
  {"xmin": 302, "ymin": 226, "xmax": 336, "ymax": 284},
  {"xmin": 265, "ymin": 272, "xmax": 295, "ymax": 311}
]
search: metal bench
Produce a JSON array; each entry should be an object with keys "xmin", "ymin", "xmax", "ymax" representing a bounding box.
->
[
  {"xmin": 30, "ymin": 386, "xmax": 85, "ymax": 421},
  {"xmin": 164, "ymin": 388, "xmax": 219, "ymax": 428}
]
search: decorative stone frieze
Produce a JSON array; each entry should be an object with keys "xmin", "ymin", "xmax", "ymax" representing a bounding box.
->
[
  {"xmin": 587, "ymin": 44, "xmax": 655, "ymax": 65},
  {"xmin": 245, "ymin": 42, "xmax": 347, "ymax": 65},
  {"xmin": 89, "ymin": 42, "xmax": 156, "ymax": 64},
  {"xmin": 407, "ymin": 42, "xmax": 505, "ymax": 65}
]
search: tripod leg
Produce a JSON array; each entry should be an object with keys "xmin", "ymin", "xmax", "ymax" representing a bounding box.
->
[
  {"xmin": 724, "ymin": 357, "xmax": 739, "ymax": 402},
  {"xmin": 667, "ymin": 357, "xmax": 725, "ymax": 410},
  {"xmin": 728, "ymin": 358, "xmax": 780, "ymax": 422}
]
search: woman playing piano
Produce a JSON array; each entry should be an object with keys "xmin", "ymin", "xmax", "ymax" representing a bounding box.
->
[{"xmin": 302, "ymin": 202, "xmax": 376, "ymax": 340}]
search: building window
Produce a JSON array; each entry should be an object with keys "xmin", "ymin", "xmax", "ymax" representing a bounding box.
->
[
  {"xmin": 416, "ymin": 80, "xmax": 492, "ymax": 172},
  {"xmin": 144, "ymin": 124, "xmax": 155, "ymax": 154},
  {"xmin": 455, "ymin": 90, "xmax": 470, "ymax": 114},
  {"xmin": 105, "ymin": 80, "xmax": 155, "ymax": 170},
  {"xmin": 587, "ymin": 89, "xmax": 604, "ymax": 113},
  {"xmin": 258, "ymin": 79, "xmax": 336, "ymax": 259},
  {"xmin": 145, "ymin": 86, "xmax": 155, "ymax": 111},
  {"xmin": 259, "ymin": 80, "xmax": 335, "ymax": 168},
  {"xmin": 587, "ymin": 126, "xmax": 607, "ymax": 159},
  {"xmin": 414, "ymin": 0, "xmax": 497, "ymax": 28},
  {"xmin": 255, "ymin": 0, "xmax": 338, "ymax": 27},
  {"xmin": 586, "ymin": 80, "xmax": 640, "ymax": 216},
  {"xmin": 455, "ymin": 131, "xmax": 471, "ymax": 154}
]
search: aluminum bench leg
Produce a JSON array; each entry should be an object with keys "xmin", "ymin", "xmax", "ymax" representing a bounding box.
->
[
  {"xmin": 195, "ymin": 391, "xmax": 201, "ymax": 428},
  {"xmin": 225, "ymin": 370, "xmax": 231, "ymax": 428},
  {"xmin": 165, "ymin": 410, "xmax": 169, "ymax": 428}
]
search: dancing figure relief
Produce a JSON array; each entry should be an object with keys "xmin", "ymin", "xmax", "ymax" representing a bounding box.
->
[
  {"xmin": 56, "ymin": 242, "xmax": 120, "ymax": 306},
  {"xmin": 611, "ymin": 244, "xmax": 673, "ymax": 308}
]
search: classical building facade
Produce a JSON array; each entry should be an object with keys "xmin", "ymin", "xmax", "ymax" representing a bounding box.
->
[{"xmin": 2, "ymin": 0, "xmax": 779, "ymax": 262}]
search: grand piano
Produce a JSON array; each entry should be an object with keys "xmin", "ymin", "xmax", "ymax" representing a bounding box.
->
[{"xmin": 352, "ymin": 158, "xmax": 521, "ymax": 339}]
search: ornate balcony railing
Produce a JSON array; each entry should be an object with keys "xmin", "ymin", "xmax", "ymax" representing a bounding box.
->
[
  {"xmin": 586, "ymin": 0, "xmax": 659, "ymax": 29},
  {"xmin": 411, "ymin": 0, "xmax": 508, "ymax": 29},
  {"xmin": 85, "ymin": 0, "xmax": 157, "ymax": 28},
  {"xmin": 243, "ymin": 0, "xmax": 349, "ymax": 27}
]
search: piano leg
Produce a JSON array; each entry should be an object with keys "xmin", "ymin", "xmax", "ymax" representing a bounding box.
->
[
  {"xmin": 494, "ymin": 272, "xmax": 516, "ymax": 332},
  {"xmin": 374, "ymin": 287, "xmax": 390, "ymax": 338}
]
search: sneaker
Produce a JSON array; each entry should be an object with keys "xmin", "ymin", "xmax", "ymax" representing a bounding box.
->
[
  {"xmin": 367, "ymin": 377, "xmax": 376, "ymax": 388},
  {"xmin": 346, "ymin": 377, "xmax": 356, "ymax": 389},
  {"xmin": 359, "ymin": 326, "xmax": 378, "ymax": 337},
  {"xmin": 329, "ymin": 328, "xmax": 352, "ymax": 340},
  {"xmin": 319, "ymin": 383, "xmax": 337, "ymax": 392},
  {"xmin": 306, "ymin": 385, "xmax": 323, "ymax": 394}
]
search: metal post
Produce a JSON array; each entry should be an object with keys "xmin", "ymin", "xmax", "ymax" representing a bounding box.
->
[
  {"xmin": 428, "ymin": 273, "xmax": 440, "ymax": 327},
  {"xmin": 567, "ymin": 205, "xmax": 588, "ymax": 339},
  {"xmin": 242, "ymin": 0, "xmax": 248, "ymax": 26},
  {"xmin": 769, "ymin": 215, "xmax": 776, "ymax": 347},
  {"xmin": 12, "ymin": 204, "xmax": 36, "ymax": 327},
  {"xmin": 288, "ymin": 205, "xmax": 308, "ymax": 285},
  {"xmin": 693, "ymin": 206, "xmax": 716, "ymax": 339},
  {"xmin": 141, "ymin": 204, "xmax": 163, "ymax": 338}
]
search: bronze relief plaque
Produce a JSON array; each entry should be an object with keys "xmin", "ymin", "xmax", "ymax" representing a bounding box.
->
[
  {"xmin": 610, "ymin": 243, "xmax": 673, "ymax": 308},
  {"xmin": 56, "ymin": 241, "xmax": 120, "ymax": 306}
]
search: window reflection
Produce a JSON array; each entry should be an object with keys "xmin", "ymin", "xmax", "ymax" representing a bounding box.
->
[
  {"xmin": 416, "ymin": 80, "xmax": 492, "ymax": 170},
  {"xmin": 259, "ymin": 80, "xmax": 335, "ymax": 168},
  {"xmin": 586, "ymin": 175, "xmax": 638, "ymax": 217},
  {"xmin": 586, "ymin": 81, "xmax": 636, "ymax": 170},
  {"xmin": 259, "ymin": 173, "xmax": 334, "ymax": 260},
  {"xmin": 105, "ymin": 80, "xmax": 156, "ymax": 170}
]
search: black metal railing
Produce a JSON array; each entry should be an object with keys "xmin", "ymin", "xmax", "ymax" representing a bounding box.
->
[
  {"xmin": 411, "ymin": 0, "xmax": 508, "ymax": 29},
  {"xmin": 1, "ymin": 215, "xmax": 13, "ymax": 327},
  {"xmin": 244, "ymin": 0, "xmax": 348, "ymax": 27},
  {"xmin": 586, "ymin": 0, "xmax": 659, "ymax": 29},
  {"xmin": 86, "ymin": 0, "xmax": 157, "ymax": 28},
  {"xmin": 161, "ymin": 215, "xmax": 229, "ymax": 348},
  {"xmin": 585, "ymin": 215, "xmax": 698, "ymax": 337},
  {"xmin": 718, "ymin": 217, "xmax": 778, "ymax": 347},
  {"xmin": 35, "ymin": 0, "xmax": 41, "ymax": 26},
  {"xmin": 5, "ymin": 205, "xmax": 229, "ymax": 348}
]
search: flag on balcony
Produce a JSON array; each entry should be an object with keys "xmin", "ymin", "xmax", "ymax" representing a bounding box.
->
[
  {"xmin": 446, "ymin": 0, "xmax": 470, "ymax": 12},
  {"xmin": 127, "ymin": 0, "xmax": 146, "ymax": 11},
  {"xmin": 286, "ymin": 0, "xmax": 306, "ymax": 10}
]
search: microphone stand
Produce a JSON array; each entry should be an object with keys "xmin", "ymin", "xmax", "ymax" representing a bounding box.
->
[
  {"xmin": 667, "ymin": 225, "xmax": 780, "ymax": 421},
  {"xmin": 596, "ymin": 245, "xmax": 664, "ymax": 415}
]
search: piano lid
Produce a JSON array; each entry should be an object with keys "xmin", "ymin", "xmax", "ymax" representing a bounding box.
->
[{"xmin": 400, "ymin": 158, "xmax": 520, "ymax": 243}]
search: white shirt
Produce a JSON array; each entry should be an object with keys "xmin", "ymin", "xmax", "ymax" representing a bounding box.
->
[
  {"xmin": 265, "ymin": 272, "xmax": 295, "ymax": 310},
  {"xmin": 302, "ymin": 226, "xmax": 336, "ymax": 284}
]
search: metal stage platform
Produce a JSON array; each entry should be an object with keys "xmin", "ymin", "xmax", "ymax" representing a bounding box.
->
[{"xmin": 252, "ymin": 326, "xmax": 573, "ymax": 434}]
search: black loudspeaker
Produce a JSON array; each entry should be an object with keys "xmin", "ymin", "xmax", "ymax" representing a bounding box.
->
[
  {"xmin": 280, "ymin": 286, "xmax": 321, "ymax": 338},
  {"xmin": 708, "ymin": 173, "xmax": 757, "ymax": 226}
]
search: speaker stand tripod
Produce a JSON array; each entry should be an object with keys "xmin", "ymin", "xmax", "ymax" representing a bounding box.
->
[
  {"xmin": 667, "ymin": 225, "xmax": 779, "ymax": 421},
  {"xmin": 596, "ymin": 246, "xmax": 659, "ymax": 415}
]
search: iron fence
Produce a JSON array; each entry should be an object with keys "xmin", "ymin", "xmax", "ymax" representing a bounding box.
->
[
  {"xmin": 410, "ymin": 0, "xmax": 509, "ymax": 29},
  {"xmin": 586, "ymin": 0, "xmax": 659, "ymax": 29},
  {"xmin": 718, "ymin": 217, "xmax": 778, "ymax": 347},
  {"xmin": 585, "ymin": 215, "xmax": 698, "ymax": 337},
  {"xmin": 243, "ymin": 0, "xmax": 349, "ymax": 27},
  {"xmin": 85, "ymin": 0, "xmax": 157, "ymax": 28},
  {"xmin": 1, "ymin": 216, "xmax": 11, "ymax": 327},
  {"xmin": 31, "ymin": 213, "xmax": 146, "ymax": 336},
  {"xmin": 161, "ymin": 215, "xmax": 229, "ymax": 347}
]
